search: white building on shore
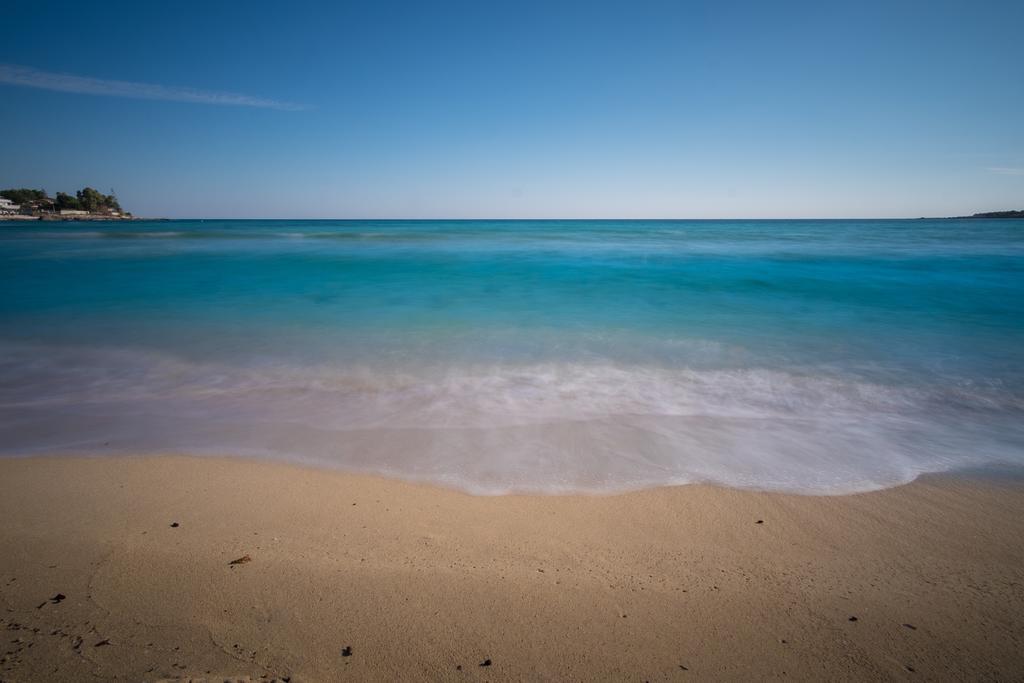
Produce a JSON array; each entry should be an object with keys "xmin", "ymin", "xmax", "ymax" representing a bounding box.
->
[{"xmin": 0, "ymin": 198, "xmax": 20, "ymax": 214}]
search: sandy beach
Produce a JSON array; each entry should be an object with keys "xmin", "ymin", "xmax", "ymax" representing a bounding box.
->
[{"xmin": 0, "ymin": 456, "xmax": 1021, "ymax": 681}]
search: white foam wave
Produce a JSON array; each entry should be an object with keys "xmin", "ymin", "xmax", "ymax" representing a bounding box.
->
[{"xmin": 0, "ymin": 343, "xmax": 1021, "ymax": 494}]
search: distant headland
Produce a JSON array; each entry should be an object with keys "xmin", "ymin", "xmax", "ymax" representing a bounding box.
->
[
  {"xmin": 948, "ymin": 210, "xmax": 1024, "ymax": 219},
  {"xmin": 0, "ymin": 187, "xmax": 140, "ymax": 220}
]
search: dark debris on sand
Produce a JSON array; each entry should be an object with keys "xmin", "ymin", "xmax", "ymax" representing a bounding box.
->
[{"xmin": 36, "ymin": 593, "xmax": 66, "ymax": 609}]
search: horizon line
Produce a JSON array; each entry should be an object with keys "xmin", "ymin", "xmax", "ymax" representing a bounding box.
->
[{"xmin": 84, "ymin": 214, "xmax": 1023, "ymax": 221}]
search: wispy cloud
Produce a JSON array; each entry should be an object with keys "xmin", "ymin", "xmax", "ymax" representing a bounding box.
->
[
  {"xmin": 986, "ymin": 166, "xmax": 1024, "ymax": 176},
  {"xmin": 0, "ymin": 64, "xmax": 305, "ymax": 111}
]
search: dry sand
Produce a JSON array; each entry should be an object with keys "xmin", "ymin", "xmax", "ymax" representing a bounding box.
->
[{"xmin": 1, "ymin": 455, "xmax": 1022, "ymax": 681}]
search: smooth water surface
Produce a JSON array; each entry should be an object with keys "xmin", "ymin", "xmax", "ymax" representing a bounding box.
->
[{"xmin": 1, "ymin": 219, "xmax": 1022, "ymax": 493}]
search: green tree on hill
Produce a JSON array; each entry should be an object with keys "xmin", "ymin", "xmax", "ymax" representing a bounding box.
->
[
  {"xmin": 55, "ymin": 192, "xmax": 81, "ymax": 210},
  {"xmin": 0, "ymin": 188, "xmax": 48, "ymax": 204},
  {"xmin": 76, "ymin": 187, "xmax": 121, "ymax": 212},
  {"xmin": 77, "ymin": 187, "xmax": 103, "ymax": 212}
]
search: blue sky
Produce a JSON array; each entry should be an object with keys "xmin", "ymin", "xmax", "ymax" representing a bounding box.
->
[{"xmin": 1, "ymin": 0, "xmax": 1021, "ymax": 218}]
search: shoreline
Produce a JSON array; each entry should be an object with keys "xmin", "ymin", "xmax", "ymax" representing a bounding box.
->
[
  {"xmin": 0, "ymin": 215, "xmax": 159, "ymax": 222},
  {"xmin": 6, "ymin": 449, "xmax": 1024, "ymax": 498},
  {"xmin": 2, "ymin": 454, "xmax": 1023, "ymax": 681}
]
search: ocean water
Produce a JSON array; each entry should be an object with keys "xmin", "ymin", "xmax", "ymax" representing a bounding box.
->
[{"xmin": 1, "ymin": 219, "xmax": 1023, "ymax": 494}]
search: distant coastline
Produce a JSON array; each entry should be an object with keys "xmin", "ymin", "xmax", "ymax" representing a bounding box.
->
[
  {"xmin": 0, "ymin": 213, "xmax": 154, "ymax": 222},
  {"xmin": 0, "ymin": 186, "xmax": 147, "ymax": 221},
  {"xmin": 944, "ymin": 210, "xmax": 1024, "ymax": 219}
]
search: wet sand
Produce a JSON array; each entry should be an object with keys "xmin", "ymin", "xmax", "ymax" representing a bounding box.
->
[{"xmin": 1, "ymin": 455, "xmax": 1022, "ymax": 681}]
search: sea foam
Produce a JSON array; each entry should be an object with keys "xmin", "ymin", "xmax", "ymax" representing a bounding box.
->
[{"xmin": 1, "ymin": 342, "xmax": 1020, "ymax": 494}]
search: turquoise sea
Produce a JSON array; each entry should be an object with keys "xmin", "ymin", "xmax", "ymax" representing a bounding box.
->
[{"xmin": 1, "ymin": 219, "xmax": 1023, "ymax": 493}]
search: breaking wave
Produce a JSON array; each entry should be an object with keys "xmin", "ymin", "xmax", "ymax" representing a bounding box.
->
[{"xmin": 1, "ymin": 343, "xmax": 1021, "ymax": 495}]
